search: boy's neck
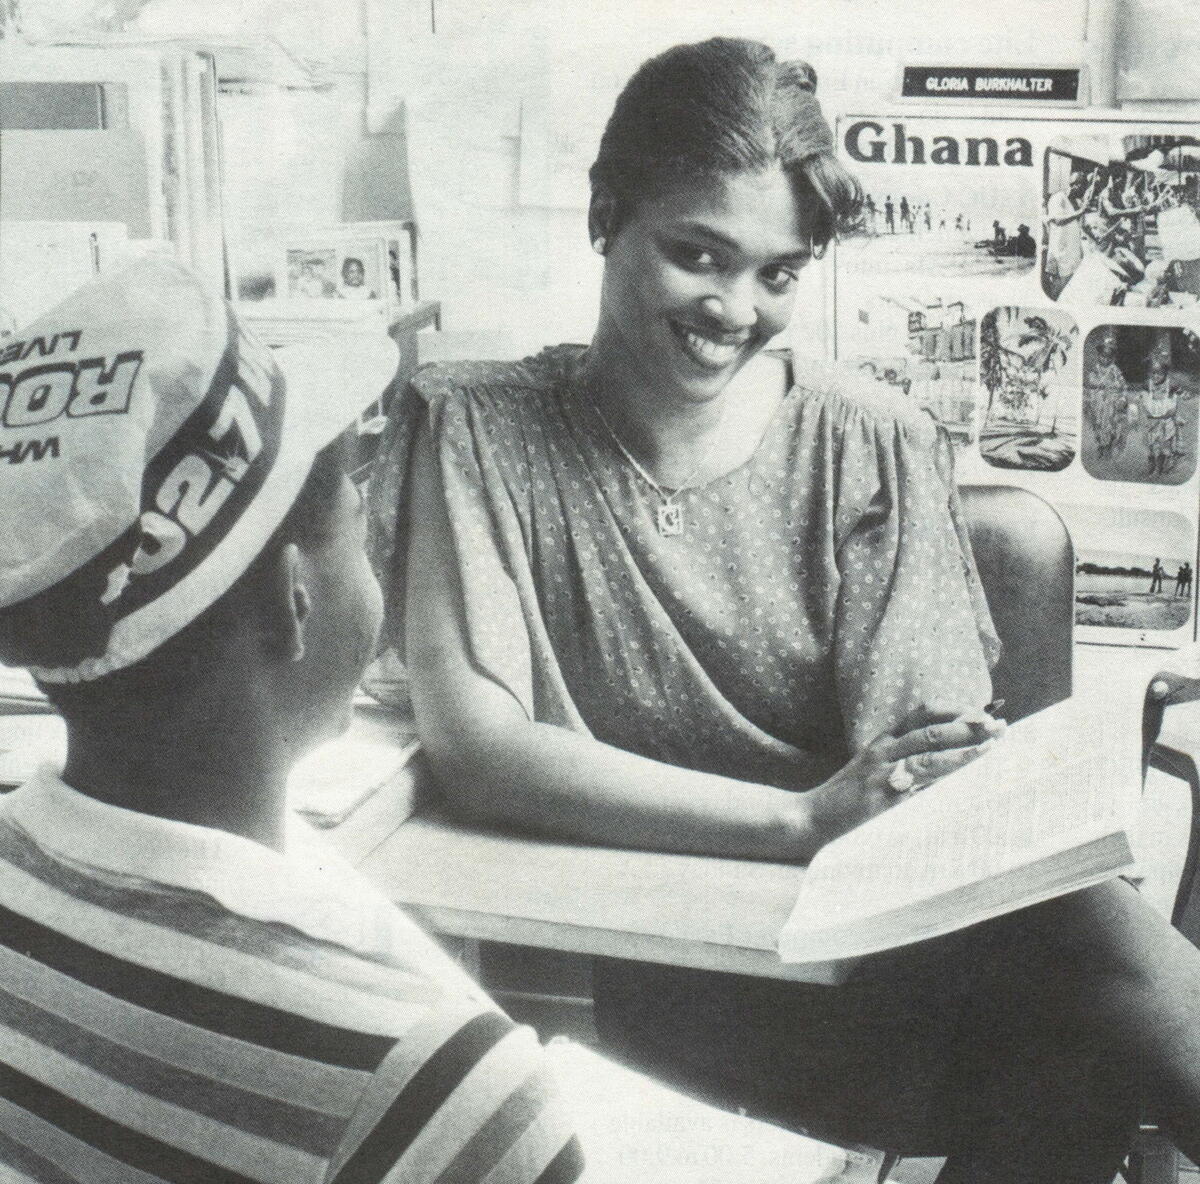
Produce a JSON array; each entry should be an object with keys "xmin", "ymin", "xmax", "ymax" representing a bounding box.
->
[{"xmin": 60, "ymin": 694, "xmax": 293, "ymax": 851}]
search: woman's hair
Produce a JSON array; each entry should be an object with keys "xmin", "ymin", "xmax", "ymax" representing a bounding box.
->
[{"xmin": 589, "ymin": 38, "xmax": 862, "ymax": 249}]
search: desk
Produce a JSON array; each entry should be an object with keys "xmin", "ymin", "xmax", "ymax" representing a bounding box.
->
[
  {"xmin": 337, "ymin": 645, "xmax": 1199, "ymax": 998},
  {"xmin": 1, "ymin": 647, "xmax": 1193, "ymax": 989},
  {"xmin": 354, "ymin": 805, "xmax": 849, "ymax": 985}
]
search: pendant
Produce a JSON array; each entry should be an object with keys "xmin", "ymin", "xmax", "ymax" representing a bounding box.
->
[{"xmin": 657, "ymin": 502, "xmax": 684, "ymax": 536}]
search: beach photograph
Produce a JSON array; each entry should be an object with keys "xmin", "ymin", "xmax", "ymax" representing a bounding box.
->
[
  {"xmin": 978, "ymin": 305, "xmax": 1079, "ymax": 471},
  {"xmin": 1057, "ymin": 502, "xmax": 1195, "ymax": 633},
  {"xmin": 834, "ymin": 118, "xmax": 1043, "ymax": 435},
  {"xmin": 838, "ymin": 119, "xmax": 1040, "ymax": 281},
  {"xmin": 1081, "ymin": 324, "xmax": 1200, "ymax": 485}
]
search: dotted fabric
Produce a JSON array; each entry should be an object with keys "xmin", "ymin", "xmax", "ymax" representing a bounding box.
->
[{"xmin": 368, "ymin": 346, "xmax": 998, "ymax": 791}]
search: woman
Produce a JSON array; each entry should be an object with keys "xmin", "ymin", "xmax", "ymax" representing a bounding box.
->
[
  {"xmin": 1143, "ymin": 351, "xmax": 1182, "ymax": 477},
  {"xmin": 1086, "ymin": 172, "xmax": 1148, "ymax": 296},
  {"xmin": 1085, "ymin": 328, "xmax": 1130, "ymax": 456},
  {"xmin": 370, "ymin": 39, "xmax": 1200, "ymax": 1181}
]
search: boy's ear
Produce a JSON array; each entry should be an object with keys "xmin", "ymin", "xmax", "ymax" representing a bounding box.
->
[
  {"xmin": 588, "ymin": 184, "xmax": 620, "ymax": 253},
  {"xmin": 262, "ymin": 543, "xmax": 309, "ymax": 662}
]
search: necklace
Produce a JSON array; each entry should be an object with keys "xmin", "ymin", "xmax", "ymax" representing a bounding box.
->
[{"xmin": 590, "ymin": 398, "xmax": 725, "ymax": 536}]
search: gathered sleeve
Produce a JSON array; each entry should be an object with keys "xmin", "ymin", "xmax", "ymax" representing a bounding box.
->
[
  {"xmin": 366, "ymin": 361, "xmax": 585, "ymax": 730},
  {"xmin": 829, "ymin": 398, "xmax": 1000, "ymax": 753}
]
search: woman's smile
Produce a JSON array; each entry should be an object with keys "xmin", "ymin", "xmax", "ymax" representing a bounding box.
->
[
  {"xmin": 669, "ymin": 320, "xmax": 754, "ymax": 371},
  {"xmin": 590, "ymin": 163, "xmax": 816, "ymax": 409}
]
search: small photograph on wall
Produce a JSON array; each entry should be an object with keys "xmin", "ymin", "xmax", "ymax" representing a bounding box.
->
[
  {"xmin": 844, "ymin": 295, "xmax": 977, "ymax": 451},
  {"xmin": 285, "ymin": 248, "xmax": 339, "ymax": 298},
  {"xmin": 282, "ymin": 240, "xmax": 388, "ymax": 302},
  {"xmin": 1059, "ymin": 502, "xmax": 1194, "ymax": 635},
  {"xmin": 1042, "ymin": 135, "xmax": 1200, "ymax": 307},
  {"xmin": 978, "ymin": 306, "xmax": 1079, "ymax": 471},
  {"xmin": 1082, "ymin": 324, "xmax": 1200, "ymax": 484}
]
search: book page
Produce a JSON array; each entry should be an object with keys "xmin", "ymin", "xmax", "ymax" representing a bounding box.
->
[
  {"xmin": 287, "ymin": 723, "xmax": 419, "ymax": 827},
  {"xmin": 779, "ymin": 683, "xmax": 1145, "ymax": 961}
]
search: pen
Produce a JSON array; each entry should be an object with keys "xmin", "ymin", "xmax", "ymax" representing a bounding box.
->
[{"xmin": 983, "ymin": 698, "xmax": 1006, "ymax": 719}]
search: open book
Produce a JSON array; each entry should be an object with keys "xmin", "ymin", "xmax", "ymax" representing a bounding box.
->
[{"xmin": 778, "ymin": 693, "xmax": 1144, "ymax": 964}]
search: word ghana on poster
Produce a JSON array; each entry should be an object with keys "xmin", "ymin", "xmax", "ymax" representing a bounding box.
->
[{"xmin": 834, "ymin": 113, "xmax": 1200, "ymax": 648}]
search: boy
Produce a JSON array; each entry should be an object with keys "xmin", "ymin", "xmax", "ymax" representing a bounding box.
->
[{"xmin": 0, "ymin": 260, "xmax": 583, "ymax": 1182}]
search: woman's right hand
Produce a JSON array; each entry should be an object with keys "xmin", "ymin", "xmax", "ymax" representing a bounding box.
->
[{"xmin": 793, "ymin": 711, "xmax": 1006, "ymax": 856}]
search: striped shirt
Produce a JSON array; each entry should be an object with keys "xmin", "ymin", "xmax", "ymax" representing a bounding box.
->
[{"xmin": 0, "ymin": 768, "xmax": 584, "ymax": 1183}]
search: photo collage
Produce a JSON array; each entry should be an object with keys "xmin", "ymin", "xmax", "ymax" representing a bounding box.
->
[{"xmin": 834, "ymin": 115, "xmax": 1200, "ymax": 646}]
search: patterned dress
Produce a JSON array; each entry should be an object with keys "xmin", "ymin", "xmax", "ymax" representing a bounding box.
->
[
  {"xmin": 368, "ymin": 345, "xmax": 1001, "ymax": 1149},
  {"xmin": 1143, "ymin": 373, "xmax": 1180, "ymax": 465},
  {"xmin": 369, "ymin": 346, "xmax": 996, "ymax": 779},
  {"xmin": 1086, "ymin": 356, "xmax": 1129, "ymax": 454}
]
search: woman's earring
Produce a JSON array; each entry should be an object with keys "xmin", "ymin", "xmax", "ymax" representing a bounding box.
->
[{"xmin": 593, "ymin": 237, "xmax": 606, "ymax": 256}]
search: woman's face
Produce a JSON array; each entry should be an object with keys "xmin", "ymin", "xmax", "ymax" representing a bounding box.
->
[{"xmin": 595, "ymin": 163, "xmax": 815, "ymax": 407}]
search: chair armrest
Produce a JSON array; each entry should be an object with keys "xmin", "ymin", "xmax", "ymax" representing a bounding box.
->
[{"xmin": 1149, "ymin": 700, "xmax": 1200, "ymax": 942}]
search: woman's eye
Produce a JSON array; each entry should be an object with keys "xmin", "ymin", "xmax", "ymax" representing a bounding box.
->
[
  {"xmin": 673, "ymin": 245, "xmax": 720, "ymax": 271},
  {"xmin": 761, "ymin": 265, "xmax": 799, "ymax": 293}
]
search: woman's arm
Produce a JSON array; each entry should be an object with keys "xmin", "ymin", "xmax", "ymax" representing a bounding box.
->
[
  {"xmin": 1046, "ymin": 194, "xmax": 1085, "ymax": 226},
  {"xmin": 404, "ymin": 422, "xmax": 997, "ymax": 864}
]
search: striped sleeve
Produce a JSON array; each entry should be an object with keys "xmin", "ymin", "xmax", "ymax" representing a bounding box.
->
[{"xmin": 327, "ymin": 1007, "xmax": 583, "ymax": 1184}]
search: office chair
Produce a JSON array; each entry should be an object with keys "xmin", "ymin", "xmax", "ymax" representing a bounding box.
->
[{"xmin": 963, "ymin": 487, "xmax": 1197, "ymax": 1184}]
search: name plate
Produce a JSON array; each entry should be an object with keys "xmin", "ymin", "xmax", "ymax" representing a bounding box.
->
[{"xmin": 900, "ymin": 66, "xmax": 1085, "ymax": 105}]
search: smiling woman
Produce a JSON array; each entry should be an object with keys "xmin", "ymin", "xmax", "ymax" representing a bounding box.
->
[{"xmin": 368, "ymin": 36, "xmax": 1200, "ymax": 1182}]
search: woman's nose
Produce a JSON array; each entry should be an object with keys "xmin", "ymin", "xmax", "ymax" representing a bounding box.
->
[{"xmin": 700, "ymin": 280, "xmax": 756, "ymax": 330}]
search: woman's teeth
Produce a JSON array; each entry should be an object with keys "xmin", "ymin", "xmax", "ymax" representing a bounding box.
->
[{"xmin": 678, "ymin": 327, "xmax": 745, "ymax": 367}]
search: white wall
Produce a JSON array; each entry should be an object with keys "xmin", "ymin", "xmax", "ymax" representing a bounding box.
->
[
  {"xmin": 389, "ymin": 0, "xmax": 1100, "ymax": 355},
  {"xmin": 12, "ymin": 0, "xmax": 1200, "ymax": 353}
]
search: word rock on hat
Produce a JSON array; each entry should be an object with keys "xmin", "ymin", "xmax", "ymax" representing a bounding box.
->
[{"xmin": 0, "ymin": 258, "xmax": 397, "ymax": 683}]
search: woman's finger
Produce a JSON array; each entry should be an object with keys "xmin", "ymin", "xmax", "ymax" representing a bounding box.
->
[
  {"xmin": 884, "ymin": 714, "xmax": 1004, "ymax": 761},
  {"xmin": 901, "ymin": 739, "xmax": 997, "ymax": 786}
]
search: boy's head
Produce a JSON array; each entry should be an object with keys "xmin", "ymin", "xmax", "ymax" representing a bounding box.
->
[{"xmin": 0, "ymin": 259, "xmax": 395, "ymax": 741}]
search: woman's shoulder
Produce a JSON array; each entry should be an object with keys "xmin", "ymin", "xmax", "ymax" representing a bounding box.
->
[
  {"xmin": 787, "ymin": 354, "xmax": 940, "ymax": 449},
  {"xmin": 409, "ymin": 345, "xmax": 584, "ymax": 414}
]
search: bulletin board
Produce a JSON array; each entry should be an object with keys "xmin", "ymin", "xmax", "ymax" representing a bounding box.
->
[{"xmin": 833, "ymin": 112, "xmax": 1200, "ymax": 648}]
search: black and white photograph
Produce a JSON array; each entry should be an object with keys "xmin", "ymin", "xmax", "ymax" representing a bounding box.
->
[
  {"xmin": 284, "ymin": 245, "xmax": 340, "ymax": 297},
  {"xmin": 1082, "ymin": 323, "xmax": 1200, "ymax": 484},
  {"xmin": 1059, "ymin": 502, "xmax": 1196, "ymax": 633},
  {"xmin": 1042, "ymin": 134, "xmax": 1200, "ymax": 306},
  {"xmin": 286, "ymin": 238, "xmax": 387, "ymax": 302},
  {"xmin": 6, "ymin": 2, "xmax": 1200, "ymax": 1183},
  {"xmin": 840, "ymin": 123, "xmax": 1040, "ymax": 280},
  {"xmin": 847, "ymin": 295, "xmax": 978, "ymax": 449},
  {"xmin": 978, "ymin": 305, "xmax": 1079, "ymax": 471}
]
